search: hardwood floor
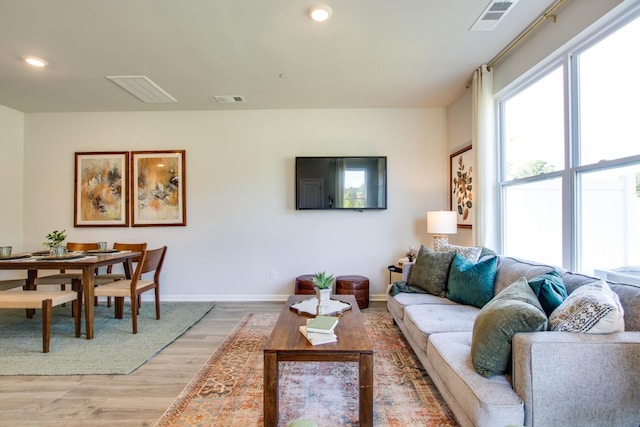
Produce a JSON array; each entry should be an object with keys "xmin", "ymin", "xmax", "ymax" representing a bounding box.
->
[{"xmin": 0, "ymin": 300, "xmax": 386, "ymax": 427}]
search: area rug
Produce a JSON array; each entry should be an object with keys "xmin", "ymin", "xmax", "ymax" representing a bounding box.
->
[
  {"xmin": 155, "ymin": 311, "xmax": 458, "ymax": 427},
  {"xmin": 0, "ymin": 301, "xmax": 214, "ymax": 376}
]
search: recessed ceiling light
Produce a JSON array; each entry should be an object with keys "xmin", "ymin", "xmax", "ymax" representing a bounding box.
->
[
  {"xmin": 22, "ymin": 56, "xmax": 48, "ymax": 67},
  {"xmin": 308, "ymin": 4, "xmax": 332, "ymax": 22}
]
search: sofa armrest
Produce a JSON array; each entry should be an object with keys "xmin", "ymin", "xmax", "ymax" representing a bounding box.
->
[{"xmin": 512, "ymin": 331, "xmax": 640, "ymax": 427}]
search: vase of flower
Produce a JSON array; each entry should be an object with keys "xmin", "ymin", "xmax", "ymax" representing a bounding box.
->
[{"xmin": 44, "ymin": 229, "xmax": 67, "ymax": 257}]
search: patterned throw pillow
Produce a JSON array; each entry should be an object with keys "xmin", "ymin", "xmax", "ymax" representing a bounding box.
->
[
  {"xmin": 549, "ymin": 280, "xmax": 625, "ymax": 333},
  {"xmin": 439, "ymin": 243, "xmax": 482, "ymax": 263},
  {"xmin": 407, "ymin": 245, "xmax": 455, "ymax": 297},
  {"xmin": 471, "ymin": 277, "xmax": 548, "ymax": 377}
]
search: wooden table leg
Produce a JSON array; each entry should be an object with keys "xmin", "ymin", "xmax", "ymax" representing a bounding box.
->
[
  {"xmin": 82, "ymin": 267, "xmax": 96, "ymax": 339},
  {"xmin": 25, "ymin": 270, "xmax": 38, "ymax": 318},
  {"xmin": 359, "ymin": 352, "xmax": 374, "ymax": 427},
  {"xmin": 263, "ymin": 351, "xmax": 278, "ymax": 427},
  {"xmin": 41, "ymin": 298, "xmax": 52, "ymax": 353}
]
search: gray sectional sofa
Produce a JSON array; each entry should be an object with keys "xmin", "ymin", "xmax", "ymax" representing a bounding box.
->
[{"xmin": 387, "ymin": 253, "xmax": 640, "ymax": 427}]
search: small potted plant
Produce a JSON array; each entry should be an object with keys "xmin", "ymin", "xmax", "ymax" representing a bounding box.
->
[
  {"xmin": 312, "ymin": 271, "xmax": 335, "ymax": 308},
  {"xmin": 44, "ymin": 229, "xmax": 67, "ymax": 256}
]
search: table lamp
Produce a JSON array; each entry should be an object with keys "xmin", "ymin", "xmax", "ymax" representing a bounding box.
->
[{"xmin": 427, "ymin": 211, "xmax": 457, "ymax": 251}]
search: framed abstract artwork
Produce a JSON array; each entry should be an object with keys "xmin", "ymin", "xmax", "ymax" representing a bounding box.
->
[
  {"xmin": 450, "ymin": 145, "xmax": 473, "ymax": 229},
  {"xmin": 131, "ymin": 150, "xmax": 186, "ymax": 226},
  {"xmin": 74, "ymin": 152, "xmax": 129, "ymax": 227}
]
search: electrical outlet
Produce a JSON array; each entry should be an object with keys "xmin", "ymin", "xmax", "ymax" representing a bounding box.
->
[{"xmin": 270, "ymin": 270, "xmax": 277, "ymax": 280}]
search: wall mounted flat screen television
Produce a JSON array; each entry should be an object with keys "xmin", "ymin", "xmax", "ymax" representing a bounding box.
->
[{"xmin": 296, "ymin": 156, "xmax": 387, "ymax": 210}]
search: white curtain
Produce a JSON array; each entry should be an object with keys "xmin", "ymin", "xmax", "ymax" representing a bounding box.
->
[{"xmin": 471, "ymin": 65, "xmax": 499, "ymax": 251}]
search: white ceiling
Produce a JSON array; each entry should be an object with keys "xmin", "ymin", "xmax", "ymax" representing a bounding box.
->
[{"xmin": 0, "ymin": 0, "xmax": 557, "ymax": 113}]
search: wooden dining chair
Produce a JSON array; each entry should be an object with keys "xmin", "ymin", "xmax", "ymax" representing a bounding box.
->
[
  {"xmin": 94, "ymin": 242, "xmax": 147, "ymax": 307},
  {"xmin": 94, "ymin": 246, "xmax": 167, "ymax": 334},
  {"xmin": 35, "ymin": 242, "xmax": 100, "ymax": 303}
]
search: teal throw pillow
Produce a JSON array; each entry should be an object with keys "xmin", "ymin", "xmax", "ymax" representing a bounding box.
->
[
  {"xmin": 471, "ymin": 277, "xmax": 548, "ymax": 377},
  {"xmin": 407, "ymin": 245, "xmax": 455, "ymax": 297},
  {"xmin": 446, "ymin": 253, "xmax": 498, "ymax": 308},
  {"xmin": 528, "ymin": 270, "xmax": 568, "ymax": 316}
]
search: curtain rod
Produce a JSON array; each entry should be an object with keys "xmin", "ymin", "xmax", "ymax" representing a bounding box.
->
[
  {"xmin": 466, "ymin": 0, "xmax": 569, "ymax": 88},
  {"xmin": 488, "ymin": 0, "xmax": 568, "ymax": 69}
]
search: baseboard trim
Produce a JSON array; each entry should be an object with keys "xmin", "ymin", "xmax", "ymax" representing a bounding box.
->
[{"xmin": 132, "ymin": 293, "xmax": 389, "ymax": 302}]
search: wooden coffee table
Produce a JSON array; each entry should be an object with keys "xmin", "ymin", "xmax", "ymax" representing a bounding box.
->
[{"xmin": 263, "ymin": 294, "xmax": 373, "ymax": 427}]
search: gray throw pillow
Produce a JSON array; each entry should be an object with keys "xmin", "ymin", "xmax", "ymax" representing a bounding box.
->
[
  {"xmin": 407, "ymin": 245, "xmax": 455, "ymax": 297},
  {"xmin": 471, "ymin": 277, "xmax": 547, "ymax": 377}
]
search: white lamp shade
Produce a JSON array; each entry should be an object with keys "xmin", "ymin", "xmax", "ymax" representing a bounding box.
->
[{"xmin": 427, "ymin": 211, "xmax": 457, "ymax": 234}]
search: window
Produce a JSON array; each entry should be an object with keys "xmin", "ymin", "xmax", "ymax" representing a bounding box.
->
[
  {"xmin": 503, "ymin": 67, "xmax": 564, "ymax": 181},
  {"xmin": 499, "ymin": 11, "xmax": 640, "ymax": 275}
]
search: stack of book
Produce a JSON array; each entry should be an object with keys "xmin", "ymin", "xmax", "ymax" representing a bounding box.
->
[{"xmin": 299, "ymin": 315, "xmax": 338, "ymax": 345}]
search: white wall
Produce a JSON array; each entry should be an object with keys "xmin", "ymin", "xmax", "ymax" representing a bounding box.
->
[
  {"xmin": 0, "ymin": 105, "xmax": 24, "ymax": 279},
  {"xmin": 21, "ymin": 108, "xmax": 447, "ymax": 300},
  {"xmin": 445, "ymin": 0, "xmax": 626, "ymax": 250},
  {"xmin": 446, "ymin": 89, "xmax": 473, "ymax": 247}
]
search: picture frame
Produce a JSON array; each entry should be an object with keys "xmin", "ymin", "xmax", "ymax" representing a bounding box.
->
[
  {"xmin": 131, "ymin": 150, "xmax": 186, "ymax": 226},
  {"xmin": 74, "ymin": 152, "xmax": 129, "ymax": 227},
  {"xmin": 450, "ymin": 145, "xmax": 473, "ymax": 229}
]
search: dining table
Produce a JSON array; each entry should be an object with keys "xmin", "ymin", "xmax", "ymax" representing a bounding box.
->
[{"xmin": 0, "ymin": 250, "xmax": 140, "ymax": 339}]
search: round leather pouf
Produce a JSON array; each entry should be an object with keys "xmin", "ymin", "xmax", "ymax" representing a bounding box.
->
[
  {"xmin": 294, "ymin": 274, "xmax": 316, "ymax": 295},
  {"xmin": 335, "ymin": 275, "xmax": 370, "ymax": 309}
]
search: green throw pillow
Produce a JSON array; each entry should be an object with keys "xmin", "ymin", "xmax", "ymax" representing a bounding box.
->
[
  {"xmin": 407, "ymin": 246, "xmax": 455, "ymax": 297},
  {"xmin": 528, "ymin": 270, "xmax": 568, "ymax": 316},
  {"xmin": 446, "ymin": 253, "xmax": 498, "ymax": 308},
  {"xmin": 471, "ymin": 277, "xmax": 548, "ymax": 377}
]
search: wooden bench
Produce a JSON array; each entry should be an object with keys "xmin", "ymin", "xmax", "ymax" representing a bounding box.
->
[
  {"xmin": 0, "ymin": 290, "xmax": 81, "ymax": 352},
  {"xmin": 0, "ymin": 279, "xmax": 26, "ymax": 291}
]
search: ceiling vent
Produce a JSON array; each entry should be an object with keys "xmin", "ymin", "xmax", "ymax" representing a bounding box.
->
[
  {"xmin": 470, "ymin": 0, "xmax": 520, "ymax": 31},
  {"xmin": 213, "ymin": 95, "xmax": 246, "ymax": 104},
  {"xmin": 106, "ymin": 75, "xmax": 177, "ymax": 103}
]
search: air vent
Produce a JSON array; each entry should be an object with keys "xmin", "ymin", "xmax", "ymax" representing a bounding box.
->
[
  {"xmin": 213, "ymin": 95, "xmax": 246, "ymax": 104},
  {"xmin": 106, "ymin": 76, "xmax": 177, "ymax": 103},
  {"xmin": 470, "ymin": 0, "xmax": 519, "ymax": 31}
]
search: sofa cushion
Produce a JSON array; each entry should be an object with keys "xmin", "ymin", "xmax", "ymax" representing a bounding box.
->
[
  {"xmin": 446, "ymin": 254, "xmax": 498, "ymax": 308},
  {"xmin": 387, "ymin": 292, "xmax": 456, "ymax": 321},
  {"xmin": 440, "ymin": 243, "xmax": 482, "ymax": 263},
  {"xmin": 527, "ymin": 269, "xmax": 568, "ymax": 316},
  {"xmin": 550, "ymin": 280, "xmax": 625, "ymax": 333},
  {"xmin": 471, "ymin": 277, "xmax": 548, "ymax": 377},
  {"xmin": 408, "ymin": 246, "xmax": 455, "ymax": 297},
  {"xmin": 427, "ymin": 332, "xmax": 525, "ymax": 426},
  {"xmin": 608, "ymin": 282, "xmax": 640, "ymax": 332},
  {"xmin": 404, "ymin": 304, "xmax": 479, "ymax": 353},
  {"xmin": 494, "ymin": 257, "xmax": 558, "ymax": 296}
]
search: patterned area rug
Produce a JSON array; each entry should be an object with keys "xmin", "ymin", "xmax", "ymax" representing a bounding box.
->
[{"xmin": 155, "ymin": 311, "xmax": 458, "ymax": 427}]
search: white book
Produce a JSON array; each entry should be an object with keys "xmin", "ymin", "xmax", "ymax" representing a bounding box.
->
[{"xmin": 299, "ymin": 325, "xmax": 337, "ymax": 345}]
